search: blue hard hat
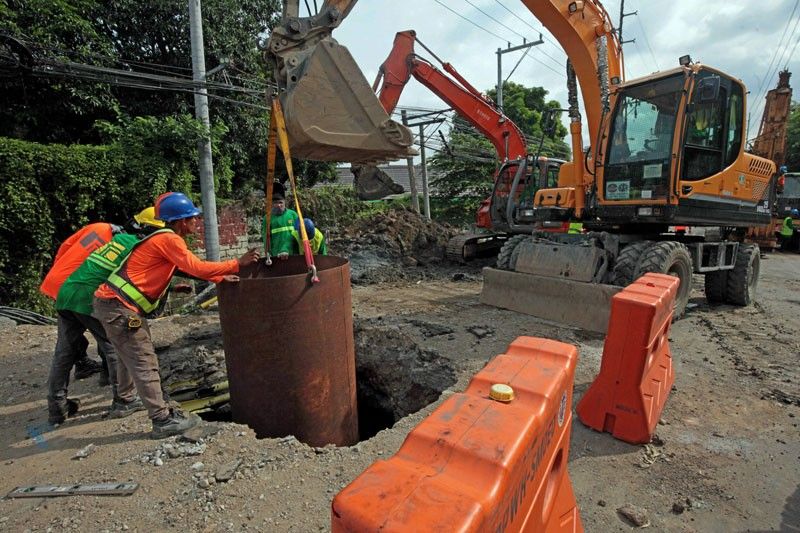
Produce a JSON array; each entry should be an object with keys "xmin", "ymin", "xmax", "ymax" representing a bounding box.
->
[
  {"xmin": 294, "ymin": 217, "xmax": 315, "ymax": 238},
  {"xmin": 155, "ymin": 192, "xmax": 201, "ymax": 222},
  {"xmin": 780, "ymin": 165, "xmax": 788, "ymax": 173},
  {"xmin": 792, "ymin": 208, "xmax": 800, "ymax": 216}
]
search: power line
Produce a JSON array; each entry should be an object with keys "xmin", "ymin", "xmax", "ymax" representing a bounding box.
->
[
  {"xmin": 633, "ymin": 11, "xmax": 660, "ymax": 71},
  {"xmin": 492, "ymin": 0, "xmax": 566, "ymax": 68},
  {"xmin": 461, "ymin": 0, "xmax": 527, "ymax": 42},
  {"xmin": 432, "ymin": 0, "xmax": 508, "ymax": 43}
]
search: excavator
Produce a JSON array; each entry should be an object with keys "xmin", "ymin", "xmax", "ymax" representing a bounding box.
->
[
  {"xmin": 267, "ymin": 0, "xmax": 776, "ymax": 326},
  {"xmin": 368, "ymin": 29, "xmax": 564, "ymax": 261}
]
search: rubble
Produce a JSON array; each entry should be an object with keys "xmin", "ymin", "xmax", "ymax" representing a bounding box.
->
[{"xmin": 330, "ymin": 208, "xmax": 459, "ymax": 284}]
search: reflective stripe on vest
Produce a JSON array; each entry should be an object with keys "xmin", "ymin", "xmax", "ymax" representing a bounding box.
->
[
  {"xmin": 271, "ymin": 226, "xmax": 293, "ymax": 235},
  {"xmin": 86, "ymin": 240, "xmax": 128, "ymax": 271},
  {"xmin": 106, "ymin": 229, "xmax": 174, "ymax": 314}
]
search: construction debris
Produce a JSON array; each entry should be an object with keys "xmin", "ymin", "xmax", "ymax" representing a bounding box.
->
[{"xmin": 7, "ymin": 483, "xmax": 138, "ymax": 498}]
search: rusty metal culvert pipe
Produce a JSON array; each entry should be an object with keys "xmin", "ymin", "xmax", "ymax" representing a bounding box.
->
[{"xmin": 217, "ymin": 255, "xmax": 358, "ymax": 446}]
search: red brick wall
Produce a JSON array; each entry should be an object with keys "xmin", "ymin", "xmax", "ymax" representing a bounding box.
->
[{"xmin": 193, "ymin": 202, "xmax": 251, "ymax": 260}]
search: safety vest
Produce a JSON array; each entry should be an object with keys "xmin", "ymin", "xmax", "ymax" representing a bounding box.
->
[
  {"xmin": 105, "ymin": 228, "xmax": 175, "ymax": 314},
  {"xmin": 290, "ymin": 228, "xmax": 327, "ymax": 255},
  {"xmin": 780, "ymin": 217, "xmax": 794, "ymax": 237},
  {"xmin": 40, "ymin": 222, "xmax": 116, "ymax": 299},
  {"xmin": 568, "ymin": 222, "xmax": 584, "ymax": 234}
]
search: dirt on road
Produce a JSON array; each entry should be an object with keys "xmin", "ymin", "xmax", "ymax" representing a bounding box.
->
[{"xmin": 0, "ymin": 253, "xmax": 797, "ymax": 532}]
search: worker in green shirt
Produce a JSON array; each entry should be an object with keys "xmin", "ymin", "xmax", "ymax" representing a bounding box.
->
[
  {"xmin": 47, "ymin": 207, "xmax": 164, "ymax": 425},
  {"xmin": 262, "ymin": 187, "xmax": 299, "ymax": 260},
  {"xmin": 778, "ymin": 208, "xmax": 799, "ymax": 250},
  {"xmin": 291, "ymin": 218, "xmax": 327, "ymax": 255}
]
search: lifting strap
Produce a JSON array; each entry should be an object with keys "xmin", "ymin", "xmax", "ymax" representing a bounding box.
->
[{"xmin": 266, "ymin": 96, "xmax": 320, "ymax": 283}]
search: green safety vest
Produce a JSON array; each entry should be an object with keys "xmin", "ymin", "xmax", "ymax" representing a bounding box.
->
[
  {"xmin": 56, "ymin": 233, "xmax": 140, "ymax": 316},
  {"xmin": 290, "ymin": 228, "xmax": 327, "ymax": 255},
  {"xmin": 105, "ymin": 228, "xmax": 175, "ymax": 314},
  {"xmin": 568, "ymin": 222, "xmax": 584, "ymax": 234},
  {"xmin": 262, "ymin": 209, "xmax": 299, "ymax": 255},
  {"xmin": 780, "ymin": 217, "xmax": 794, "ymax": 237}
]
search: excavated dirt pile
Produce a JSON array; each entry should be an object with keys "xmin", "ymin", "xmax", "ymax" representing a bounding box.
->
[{"xmin": 330, "ymin": 208, "xmax": 459, "ymax": 284}]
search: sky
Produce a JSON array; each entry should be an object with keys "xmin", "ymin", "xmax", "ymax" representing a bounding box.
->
[{"xmin": 321, "ymin": 0, "xmax": 800, "ymax": 153}]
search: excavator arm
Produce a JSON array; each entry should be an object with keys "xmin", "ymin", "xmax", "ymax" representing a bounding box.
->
[{"xmin": 374, "ymin": 30, "xmax": 528, "ymax": 162}]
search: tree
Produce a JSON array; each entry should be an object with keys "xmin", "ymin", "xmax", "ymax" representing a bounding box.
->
[
  {"xmin": 0, "ymin": 0, "xmax": 340, "ymax": 192},
  {"xmin": 429, "ymin": 81, "xmax": 570, "ymax": 220},
  {"xmin": 785, "ymin": 101, "xmax": 800, "ymax": 171}
]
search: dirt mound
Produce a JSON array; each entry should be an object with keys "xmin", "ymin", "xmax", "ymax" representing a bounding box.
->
[{"xmin": 330, "ymin": 208, "xmax": 459, "ymax": 283}]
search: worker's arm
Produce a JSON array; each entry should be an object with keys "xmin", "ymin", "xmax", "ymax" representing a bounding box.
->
[{"xmin": 156, "ymin": 233, "xmax": 240, "ymax": 283}]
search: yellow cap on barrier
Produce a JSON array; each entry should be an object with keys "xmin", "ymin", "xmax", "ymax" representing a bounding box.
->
[{"xmin": 489, "ymin": 383, "xmax": 515, "ymax": 403}]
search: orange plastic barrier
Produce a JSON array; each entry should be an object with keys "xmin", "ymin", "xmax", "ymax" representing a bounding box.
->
[
  {"xmin": 576, "ymin": 273, "xmax": 679, "ymax": 444},
  {"xmin": 332, "ymin": 337, "xmax": 583, "ymax": 533}
]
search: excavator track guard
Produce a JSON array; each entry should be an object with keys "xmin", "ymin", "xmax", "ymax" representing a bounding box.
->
[{"xmin": 267, "ymin": 2, "xmax": 415, "ymax": 164}]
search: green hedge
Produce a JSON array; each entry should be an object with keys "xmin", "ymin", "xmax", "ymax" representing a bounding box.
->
[{"xmin": 0, "ymin": 132, "xmax": 208, "ymax": 313}]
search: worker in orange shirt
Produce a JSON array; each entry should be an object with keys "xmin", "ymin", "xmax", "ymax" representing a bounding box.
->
[
  {"xmin": 93, "ymin": 192, "xmax": 259, "ymax": 439},
  {"xmin": 41, "ymin": 221, "xmax": 124, "ymax": 383}
]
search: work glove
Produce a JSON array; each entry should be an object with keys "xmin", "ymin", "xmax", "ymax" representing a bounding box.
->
[{"xmin": 277, "ymin": 252, "xmax": 289, "ymax": 260}]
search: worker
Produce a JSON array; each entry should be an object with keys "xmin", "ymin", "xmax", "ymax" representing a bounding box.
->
[
  {"xmin": 568, "ymin": 222, "xmax": 584, "ymax": 234},
  {"xmin": 40, "ymin": 221, "xmax": 124, "ymax": 383},
  {"xmin": 777, "ymin": 165, "xmax": 788, "ymax": 194},
  {"xmin": 93, "ymin": 192, "xmax": 259, "ymax": 438},
  {"xmin": 291, "ymin": 218, "xmax": 327, "ymax": 255},
  {"xmin": 262, "ymin": 183, "xmax": 299, "ymax": 260},
  {"xmin": 778, "ymin": 208, "xmax": 798, "ymax": 250},
  {"xmin": 47, "ymin": 207, "xmax": 165, "ymax": 425}
]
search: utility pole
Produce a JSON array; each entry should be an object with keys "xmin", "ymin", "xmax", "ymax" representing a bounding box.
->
[
  {"xmin": 418, "ymin": 124, "xmax": 430, "ymax": 220},
  {"xmin": 496, "ymin": 36, "xmax": 543, "ymax": 110},
  {"xmin": 406, "ymin": 116, "xmax": 445, "ymax": 220},
  {"xmin": 401, "ymin": 110, "xmax": 420, "ymax": 214},
  {"xmin": 617, "ymin": 0, "xmax": 637, "ymax": 52},
  {"xmin": 188, "ymin": 0, "xmax": 220, "ymax": 260}
]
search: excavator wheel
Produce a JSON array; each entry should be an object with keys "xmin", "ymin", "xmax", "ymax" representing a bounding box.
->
[
  {"xmin": 704, "ymin": 270, "xmax": 728, "ymax": 305},
  {"xmin": 634, "ymin": 241, "xmax": 693, "ymax": 319},
  {"xmin": 725, "ymin": 243, "xmax": 760, "ymax": 306},
  {"xmin": 496, "ymin": 235, "xmax": 529, "ymax": 270},
  {"xmin": 610, "ymin": 241, "xmax": 651, "ymax": 286}
]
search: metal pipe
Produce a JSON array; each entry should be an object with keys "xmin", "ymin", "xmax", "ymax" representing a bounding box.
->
[{"xmin": 217, "ymin": 256, "xmax": 359, "ymax": 446}]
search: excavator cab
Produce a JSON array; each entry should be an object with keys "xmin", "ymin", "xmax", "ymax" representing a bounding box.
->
[
  {"xmin": 599, "ymin": 65, "xmax": 773, "ymax": 227},
  {"xmin": 266, "ymin": 1, "xmax": 415, "ymax": 164}
]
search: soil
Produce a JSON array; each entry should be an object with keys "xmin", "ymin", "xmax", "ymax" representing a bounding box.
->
[{"xmin": 0, "ymin": 249, "xmax": 798, "ymax": 531}]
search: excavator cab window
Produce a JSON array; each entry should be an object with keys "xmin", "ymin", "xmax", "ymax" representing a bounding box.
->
[
  {"xmin": 605, "ymin": 74, "xmax": 684, "ymax": 201},
  {"xmin": 681, "ymin": 70, "xmax": 742, "ymax": 181}
]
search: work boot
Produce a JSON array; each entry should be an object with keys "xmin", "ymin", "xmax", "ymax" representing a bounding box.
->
[
  {"xmin": 48, "ymin": 398, "xmax": 80, "ymax": 426},
  {"xmin": 109, "ymin": 397, "xmax": 145, "ymax": 419},
  {"xmin": 74, "ymin": 358, "xmax": 103, "ymax": 380},
  {"xmin": 97, "ymin": 368, "xmax": 110, "ymax": 387},
  {"xmin": 151, "ymin": 409, "xmax": 199, "ymax": 439}
]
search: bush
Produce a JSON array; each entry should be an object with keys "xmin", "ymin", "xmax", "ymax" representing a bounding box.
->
[{"xmin": 0, "ymin": 119, "xmax": 230, "ymax": 312}]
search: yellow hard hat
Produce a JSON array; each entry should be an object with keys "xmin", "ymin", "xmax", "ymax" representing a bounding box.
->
[{"xmin": 133, "ymin": 206, "xmax": 166, "ymax": 228}]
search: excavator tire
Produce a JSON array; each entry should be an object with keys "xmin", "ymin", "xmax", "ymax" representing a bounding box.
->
[
  {"xmin": 725, "ymin": 243, "xmax": 760, "ymax": 306},
  {"xmin": 704, "ymin": 270, "xmax": 728, "ymax": 305},
  {"xmin": 496, "ymin": 235, "xmax": 529, "ymax": 270},
  {"xmin": 635, "ymin": 241, "xmax": 693, "ymax": 319},
  {"xmin": 610, "ymin": 241, "xmax": 651, "ymax": 287}
]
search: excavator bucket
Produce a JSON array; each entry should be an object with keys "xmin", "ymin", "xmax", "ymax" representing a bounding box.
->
[
  {"xmin": 352, "ymin": 165, "xmax": 404, "ymax": 200},
  {"xmin": 267, "ymin": 2, "xmax": 415, "ymax": 164}
]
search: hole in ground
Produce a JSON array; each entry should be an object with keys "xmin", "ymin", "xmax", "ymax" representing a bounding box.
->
[
  {"xmin": 194, "ymin": 319, "xmax": 458, "ymax": 444},
  {"xmin": 354, "ymin": 320, "xmax": 457, "ymax": 441}
]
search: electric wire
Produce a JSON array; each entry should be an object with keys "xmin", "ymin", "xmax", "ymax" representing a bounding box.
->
[{"xmin": 431, "ymin": 0, "xmax": 508, "ymax": 43}]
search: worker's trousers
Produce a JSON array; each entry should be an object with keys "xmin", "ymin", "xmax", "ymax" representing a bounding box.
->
[
  {"xmin": 92, "ymin": 297, "xmax": 169, "ymax": 421},
  {"xmin": 47, "ymin": 310, "xmax": 119, "ymax": 411}
]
